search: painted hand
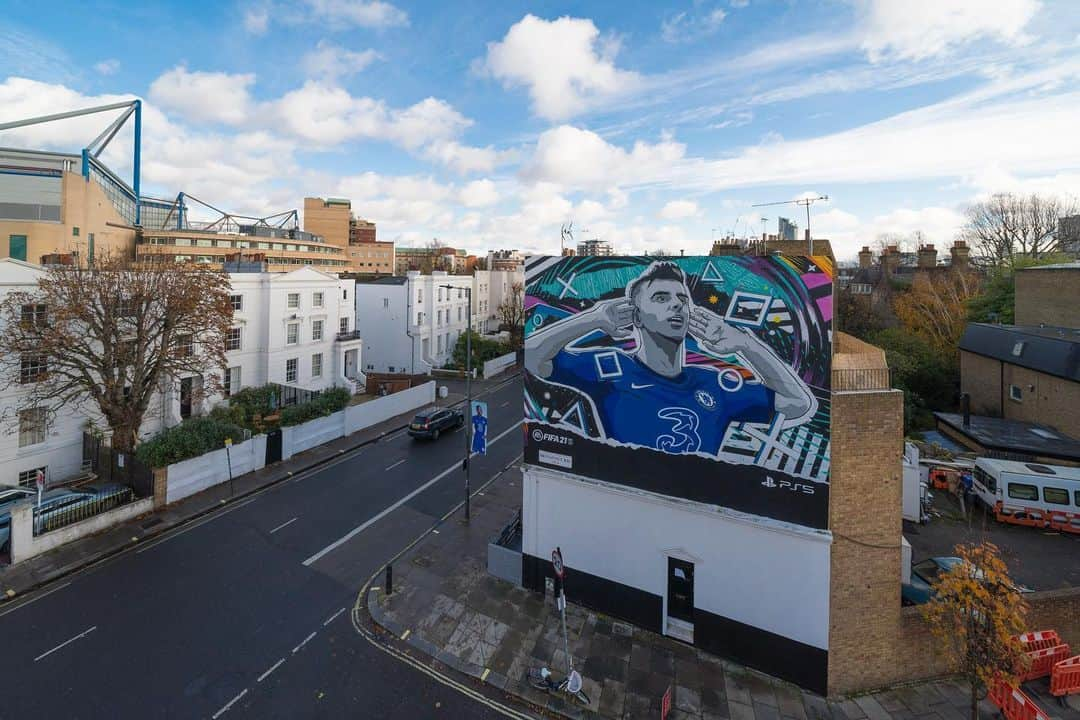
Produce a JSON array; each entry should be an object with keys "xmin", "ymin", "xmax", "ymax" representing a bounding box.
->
[
  {"xmin": 689, "ymin": 306, "xmax": 743, "ymax": 351},
  {"xmin": 595, "ymin": 298, "xmax": 634, "ymax": 340}
]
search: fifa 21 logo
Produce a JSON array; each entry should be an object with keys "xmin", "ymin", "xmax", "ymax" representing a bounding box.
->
[
  {"xmin": 531, "ymin": 428, "xmax": 574, "ymax": 446},
  {"xmin": 761, "ymin": 475, "xmax": 815, "ymax": 494}
]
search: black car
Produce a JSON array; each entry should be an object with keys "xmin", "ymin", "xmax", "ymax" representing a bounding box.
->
[{"xmin": 408, "ymin": 407, "xmax": 464, "ymax": 440}]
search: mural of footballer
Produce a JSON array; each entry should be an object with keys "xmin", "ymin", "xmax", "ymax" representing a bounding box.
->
[{"xmin": 525, "ymin": 261, "xmax": 818, "ymax": 456}]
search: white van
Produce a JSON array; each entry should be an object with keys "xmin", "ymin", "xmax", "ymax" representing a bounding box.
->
[{"xmin": 971, "ymin": 458, "xmax": 1080, "ymax": 534}]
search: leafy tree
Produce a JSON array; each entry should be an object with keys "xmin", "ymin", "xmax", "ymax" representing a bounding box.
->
[
  {"xmin": 0, "ymin": 253, "xmax": 231, "ymax": 453},
  {"xmin": 958, "ymin": 193, "xmax": 1077, "ymax": 266},
  {"xmin": 967, "ymin": 254, "xmax": 1074, "ymax": 324},
  {"xmin": 922, "ymin": 542, "xmax": 1029, "ymax": 720},
  {"xmin": 449, "ymin": 330, "xmax": 510, "ymax": 372},
  {"xmin": 836, "ymin": 290, "xmax": 888, "ymax": 339},
  {"xmin": 893, "ymin": 270, "xmax": 982, "ymax": 361},
  {"xmin": 496, "ymin": 282, "xmax": 525, "ymax": 349},
  {"xmin": 870, "ymin": 328, "xmax": 956, "ymax": 432}
]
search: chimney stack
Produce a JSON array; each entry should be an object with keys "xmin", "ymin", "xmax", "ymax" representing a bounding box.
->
[
  {"xmin": 917, "ymin": 244, "xmax": 937, "ymax": 270},
  {"xmin": 882, "ymin": 245, "xmax": 901, "ymax": 275},
  {"xmin": 858, "ymin": 246, "xmax": 873, "ymax": 269},
  {"xmin": 950, "ymin": 240, "xmax": 970, "ymax": 270}
]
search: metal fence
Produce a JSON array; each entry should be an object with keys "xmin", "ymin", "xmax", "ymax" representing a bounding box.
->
[
  {"xmin": 269, "ymin": 383, "xmax": 324, "ymax": 408},
  {"xmin": 32, "ymin": 486, "xmax": 135, "ymax": 537},
  {"xmin": 82, "ymin": 432, "xmax": 155, "ymax": 499},
  {"xmin": 831, "ymin": 367, "xmax": 892, "ymax": 392}
]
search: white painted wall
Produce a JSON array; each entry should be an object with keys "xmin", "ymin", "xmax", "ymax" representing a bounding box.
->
[
  {"xmin": 522, "ymin": 465, "xmax": 832, "ymax": 651},
  {"xmin": 282, "ymin": 412, "xmax": 346, "ymax": 460},
  {"xmin": 482, "ymin": 351, "xmax": 517, "ymax": 378},
  {"xmin": 165, "ymin": 435, "xmax": 267, "ymax": 504},
  {"xmin": 9, "ymin": 497, "xmax": 154, "ymax": 564},
  {"xmin": 354, "ymin": 279, "xmax": 415, "ymax": 374}
]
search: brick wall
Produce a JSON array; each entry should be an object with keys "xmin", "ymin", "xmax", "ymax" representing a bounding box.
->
[
  {"xmin": 828, "ymin": 387, "xmax": 906, "ymax": 695},
  {"xmin": 1015, "ymin": 267, "xmax": 1080, "ymax": 328},
  {"xmin": 1002, "ymin": 365, "xmax": 1080, "ymax": 438},
  {"xmin": 960, "ymin": 351, "xmax": 1002, "ymax": 416}
]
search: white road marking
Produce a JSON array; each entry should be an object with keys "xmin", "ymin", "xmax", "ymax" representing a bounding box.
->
[
  {"xmin": 0, "ymin": 582, "xmax": 70, "ymax": 619},
  {"xmin": 212, "ymin": 688, "xmax": 248, "ymax": 719},
  {"xmin": 323, "ymin": 607, "xmax": 347, "ymax": 626},
  {"xmin": 292, "ymin": 631, "xmax": 317, "ymax": 653},
  {"xmin": 500, "ymin": 401, "xmax": 510, "ymax": 408},
  {"xmin": 135, "ymin": 497, "xmax": 258, "ymax": 554},
  {"xmin": 269, "ymin": 517, "xmax": 297, "ymax": 534},
  {"xmin": 302, "ymin": 422, "xmax": 519, "ymax": 567},
  {"xmin": 257, "ymin": 658, "xmax": 286, "ymax": 683},
  {"xmin": 34, "ymin": 625, "xmax": 96, "ymax": 662},
  {"xmin": 385, "ymin": 459, "xmax": 406, "ymax": 471}
]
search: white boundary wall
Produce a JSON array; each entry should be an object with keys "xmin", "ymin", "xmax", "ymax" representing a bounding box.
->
[
  {"xmin": 344, "ymin": 381, "xmax": 435, "ymax": 434},
  {"xmin": 9, "ymin": 497, "xmax": 154, "ymax": 564},
  {"xmin": 282, "ymin": 413, "xmax": 346, "ymax": 460},
  {"xmin": 166, "ymin": 435, "xmax": 267, "ymax": 504},
  {"xmin": 482, "ymin": 352, "xmax": 516, "ymax": 378}
]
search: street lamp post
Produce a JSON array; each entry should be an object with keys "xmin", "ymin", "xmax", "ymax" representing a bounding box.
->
[{"xmin": 443, "ymin": 284, "xmax": 472, "ymax": 523}]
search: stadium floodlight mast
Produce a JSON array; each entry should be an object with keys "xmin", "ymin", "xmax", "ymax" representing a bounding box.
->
[{"xmin": 442, "ymin": 283, "xmax": 472, "ymax": 523}]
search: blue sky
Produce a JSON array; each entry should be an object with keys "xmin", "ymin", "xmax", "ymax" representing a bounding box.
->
[{"xmin": 1, "ymin": 0, "xmax": 1078, "ymax": 260}]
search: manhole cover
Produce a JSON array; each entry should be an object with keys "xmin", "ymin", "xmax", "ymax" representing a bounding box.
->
[{"xmin": 141, "ymin": 518, "xmax": 163, "ymax": 530}]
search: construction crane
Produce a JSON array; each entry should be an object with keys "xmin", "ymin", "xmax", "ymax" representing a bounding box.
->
[{"xmin": 751, "ymin": 195, "xmax": 829, "ymax": 255}]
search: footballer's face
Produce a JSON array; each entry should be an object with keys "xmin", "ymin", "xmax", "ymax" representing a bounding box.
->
[{"xmin": 633, "ymin": 278, "xmax": 690, "ymax": 342}]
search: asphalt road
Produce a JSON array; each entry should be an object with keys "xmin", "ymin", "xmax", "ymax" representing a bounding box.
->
[{"xmin": 0, "ymin": 377, "xmax": 525, "ymax": 720}]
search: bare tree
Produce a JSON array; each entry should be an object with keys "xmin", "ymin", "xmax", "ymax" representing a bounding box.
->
[
  {"xmin": 0, "ymin": 253, "xmax": 232, "ymax": 453},
  {"xmin": 959, "ymin": 193, "xmax": 1077, "ymax": 266},
  {"xmin": 496, "ymin": 282, "xmax": 525, "ymax": 348}
]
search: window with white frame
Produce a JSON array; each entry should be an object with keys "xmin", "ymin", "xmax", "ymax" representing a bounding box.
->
[
  {"xmin": 417, "ymin": 289, "xmax": 423, "ymax": 303},
  {"xmin": 287, "ymin": 292, "xmax": 300, "ymax": 309},
  {"xmin": 437, "ymin": 335, "xmax": 443, "ymax": 354},
  {"xmin": 226, "ymin": 328, "xmax": 242, "ymax": 351},
  {"xmin": 437, "ymin": 309, "xmax": 442, "ymax": 326},
  {"xmin": 20, "ymin": 303, "xmax": 47, "ymax": 326},
  {"xmin": 340, "ymin": 317, "xmax": 349, "ymax": 334},
  {"xmin": 457, "ymin": 306, "xmax": 462, "ymax": 322},
  {"xmin": 416, "ymin": 312, "xmax": 423, "ymax": 325},
  {"xmin": 230, "ymin": 294, "xmax": 243, "ymax": 311},
  {"xmin": 224, "ymin": 366, "xmax": 241, "ymax": 397},
  {"xmin": 438, "ymin": 288, "xmax": 443, "ymax": 302},
  {"xmin": 286, "ymin": 358, "xmax": 298, "ymax": 383},
  {"xmin": 18, "ymin": 466, "xmax": 46, "ymax": 487},
  {"xmin": 383, "ymin": 297, "xmax": 389, "ymax": 309},
  {"xmin": 312, "ymin": 353, "xmax": 323, "ymax": 377},
  {"xmin": 312, "ymin": 319, "xmax": 324, "ymax": 341},
  {"xmin": 19, "ymin": 355, "xmax": 47, "ymax": 384},
  {"xmin": 177, "ymin": 334, "xmax": 194, "ymax": 357},
  {"xmin": 313, "ymin": 292, "xmax": 324, "ymax": 308},
  {"xmin": 1009, "ymin": 384, "xmax": 1023, "ymax": 402},
  {"xmin": 287, "ymin": 323, "xmax": 299, "ymax": 345},
  {"xmin": 18, "ymin": 407, "xmax": 46, "ymax": 447}
]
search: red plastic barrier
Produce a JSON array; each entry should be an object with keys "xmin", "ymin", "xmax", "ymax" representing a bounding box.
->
[
  {"xmin": 1021, "ymin": 644, "xmax": 1072, "ymax": 682},
  {"xmin": 989, "ymin": 679, "xmax": 1051, "ymax": 720},
  {"xmin": 1051, "ymin": 655, "xmax": 1080, "ymax": 698},
  {"xmin": 1017, "ymin": 630, "xmax": 1063, "ymax": 653}
]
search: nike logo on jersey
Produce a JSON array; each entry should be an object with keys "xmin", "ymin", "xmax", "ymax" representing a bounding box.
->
[{"xmin": 630, "ymin": 383, "xmax": 654, "ymax": 389}]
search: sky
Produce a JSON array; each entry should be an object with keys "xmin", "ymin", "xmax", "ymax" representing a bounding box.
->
[{"xmin": 1, "ymin": 0, "xmax": 1078, "ymax": 261}]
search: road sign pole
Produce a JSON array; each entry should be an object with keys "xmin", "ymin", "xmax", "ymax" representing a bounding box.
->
[
  {"xmin": 553, "ymin": 547, "xmax": 571, "ymax": 677},
  {"xmin": 465, "ymin": 286, "xmax": 472, "ymax": 523}
]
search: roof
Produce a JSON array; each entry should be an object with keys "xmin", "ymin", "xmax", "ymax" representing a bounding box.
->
[
  {"xmin": 959, "ymin": 323, "xmax": 1080, "ymax": 382},
  {"xmin": 355, "ymin": 275, "xmax": 408, "ymax": 285},
  {"xmin": 974, "ymin": 456, "xmax": 1080, "ymax": 481},
  {"xmin": 935, "ymin": 412, "xmax": 1080, "ymax": 462},
  {"xmin": 1016, "ymin": 262, "xmax": 1080, "ymax": 271}
]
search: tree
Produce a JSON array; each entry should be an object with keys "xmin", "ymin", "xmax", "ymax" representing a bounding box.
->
[
  {"xmin": 922, "ymin": 542, "xmax": 1029, "ymax": 720},
  {"xmin": 0, "ymin": 253, "xmax": 232, "ymax": 453},
  {"xmin": 496, "ymin": 282, "xmax": 525, "ymax": 348},
  {"xmin": 449, "ymin": 330, "xmax": 510, "ymax": 372},
  {"xmin": 892, "ymin": 269, "xmax": 983, "ymax": 361},
  {"xmin": 958, "ymin": 193, "xmax": 1077, "ymax": 267},
  {"xmin": 870, "ymin": 328, "xmax": 956, "ymax": 431},
  {"xmin": 966, "ymin": 253, "xmax": 1074, "ymax": 324}
]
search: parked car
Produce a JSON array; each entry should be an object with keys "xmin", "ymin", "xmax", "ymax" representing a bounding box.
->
[
  {"xmin": 901, "ymin": 556, "xmax": 1031, "ymax": 605},
  {"xmin": 0, "ymin": 487, "xmax": 36, "ymax": 513},
  {"xmin": 0, "ymin": 484, "xmax": 135, "ymax": 555},
  {"xmin": 408, "ymin": 407, "xmax": 464, "ymax": 441}
]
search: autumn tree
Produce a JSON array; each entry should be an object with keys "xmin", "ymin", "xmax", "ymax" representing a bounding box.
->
[
  {"xmin": 959, "ymin": 193, "xmax": 1077, "ymax": 267},
  {"xmin": 922, "ymin": 542, "xmax": 1028, "ymax": 720},
  {"xmin": 892, "ymin": 269, "xmax": 982, "ymax": 361},
  {"xmin": 0, "ymin": 253, "xmax": 232, "ymax": 453},
  {"xmin": 496, "ymin": 282, "xmax": 525, "ymax": 348}
]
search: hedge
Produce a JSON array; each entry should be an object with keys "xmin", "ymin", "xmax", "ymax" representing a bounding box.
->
[
  {"xmin": 280, "ymin": 386, "xmax": 351, "ymax": 427},
  {"xmin": 136, "ymin": 416, "xmax": 246, "ymax": 468}
]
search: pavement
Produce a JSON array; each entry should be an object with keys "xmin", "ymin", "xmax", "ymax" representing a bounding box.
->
[
  {"xmin": 365, "ymin": 449, "xmax": 1080, "ymax": 720},
  {"xmin": 0, "ymin": 372, "xmax": 525, "ymax": 719}
]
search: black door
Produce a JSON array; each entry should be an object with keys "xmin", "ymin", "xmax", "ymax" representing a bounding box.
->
[
  {"xmin": 180, "ymin": 377, "xmax": 193, "ymax": 419},
  {"xmin": 265, "ymin": 428, "xmax": 283, "ymax": 465},
  {"xmin": 667, "ymin": 558, "xmax": 695, "ymax": 624}
]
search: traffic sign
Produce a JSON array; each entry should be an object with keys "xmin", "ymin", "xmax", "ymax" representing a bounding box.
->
[
  {"xmin": 224, "ymin": 437, "xmax": 233, "ymax": 447},
  {"xmin": 552, "ymin": 547, "xmax": 564, "ymax": 579}
]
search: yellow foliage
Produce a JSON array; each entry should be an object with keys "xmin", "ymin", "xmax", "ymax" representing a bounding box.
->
[{"xmin": 893, "ymin": 270, "xmax": 982, "ymax": 360}]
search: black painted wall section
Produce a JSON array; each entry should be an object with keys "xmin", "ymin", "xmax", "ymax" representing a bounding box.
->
[{"xmin": 521, "ymin": 552, "xmax": 828, "ymax": 695}]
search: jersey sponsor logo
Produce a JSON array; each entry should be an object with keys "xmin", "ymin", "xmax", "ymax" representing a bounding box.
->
[
  {"xmin": 656, "ymin": 407, "xmax": 702, "ymax": 453},
  {"xmin": 630, "ymin": 382, "xmax": 654, "ymax": 389}
]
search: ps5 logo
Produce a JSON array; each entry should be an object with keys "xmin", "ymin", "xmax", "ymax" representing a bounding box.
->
[
  {"xmin": 761, "ymin": 475, "xmax": 815, "ymax": 494},
  {"xmin": 532, "ymin": 428, "xmax": 574, "ymax": 446}
]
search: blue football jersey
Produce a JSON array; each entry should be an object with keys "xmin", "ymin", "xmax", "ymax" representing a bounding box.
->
[{"xmin": 547, "ymin": 348, "xmax": 775, "ymax": 456}]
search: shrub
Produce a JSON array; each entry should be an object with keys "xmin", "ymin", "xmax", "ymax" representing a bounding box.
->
[
  {"xmin": 137, "ymin": 416, "xmax": 246, "ymax": 468},
  {"xmin": 279, "ymin": 386, "xmax": 351, "ymax": 427}
]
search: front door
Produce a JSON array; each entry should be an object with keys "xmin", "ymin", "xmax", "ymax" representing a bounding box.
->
[
  {"xmin": 180, "ymin": 377, "xmax": 193, "ymax": 419},
  {"xmin": 345, "ymin": 350, "xmax": 356, "ymax": 379},
  {"xmin": 9, "ymin": 235, "xmax": 27, "ymax": 262},
  {"xmin": 666, "ymin": 557, "xmax": 695, "ymax": 642}
]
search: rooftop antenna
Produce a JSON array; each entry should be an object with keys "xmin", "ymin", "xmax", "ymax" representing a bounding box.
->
[
  {"xmin": 560, "ymin": 221, "xmax": 574, "ymax": 255},
  {"xmin": 751, "ymin": 194, "xmax": 829, "ymax": 254}
]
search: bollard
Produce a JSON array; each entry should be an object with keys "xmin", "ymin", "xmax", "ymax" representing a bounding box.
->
[{"xmin": 386, "ymin": 563, "xmax": 393, "ymax": 595}]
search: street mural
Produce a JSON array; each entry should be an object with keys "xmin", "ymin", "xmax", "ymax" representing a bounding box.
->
[{"xmin": 523, "ymin": 255, "xmax": 833, "ymax": 529}]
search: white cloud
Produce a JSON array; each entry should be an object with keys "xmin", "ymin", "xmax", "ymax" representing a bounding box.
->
[
  {"xmin": 423, "ymin": 140, "xmax": 518, "ymax": 174},
  {"xmin": 149, "ymin": 66, "xmax": 255, "ymax": 125},
  {"xmin": 814, "ymin": 205, "xmax": 966, "ymax": 261},
  {"xmin": 385, "ymin": 97, "xmax": 471, "ymax": 150},
  {"xmin": 459, "ymin": 179, "xmax": 500, "ymax": 207},
  {"xmin": 303, "ymin": 0, "xmax": 408, "ymax": 28},
  {"xmin": 523, "ymin": 125, "xmax": 685, "ymax": 191},
  {"xmin": 302, "ymin": 41, "xmax": 380, "ymax": 81},
  {"xmin": 243, "ymin": 6, "xmax": 270, "ymax": 34},
  {"xmin": 661, "ymin": 8, "xmax": 726, "ymax": 44},
  {"xmin": 730, "ymin": 0, "xmax": 749, "ymax": 7},
  {"xmin": 857, "ymin": 0, "xmax": 1041, "ymax": 62},
  {"xmin": 659, "ymin": 199, "xmax": 701, "ymax": 220},
  {"xmin": 479, "ymin": 14, "xmax": 640, "ymax": 121},
  {"xmin": 94, "ymin": 59, "xmax": 119, "ymax": 76}
]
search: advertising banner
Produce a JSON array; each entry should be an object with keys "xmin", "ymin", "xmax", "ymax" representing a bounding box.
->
[{"xmin": 523, "ymin": 255, "xmax": 833, "ymax": 529}]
